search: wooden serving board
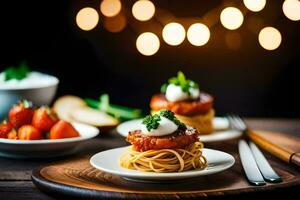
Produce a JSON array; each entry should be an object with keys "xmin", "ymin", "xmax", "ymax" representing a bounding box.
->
[{"xmin": 32, "ymin": 131, "xmax": 300, "ymax": 199}]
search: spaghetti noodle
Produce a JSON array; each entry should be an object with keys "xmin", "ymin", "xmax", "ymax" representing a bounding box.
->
[{"xmin": 119, "ymin": 142, "xmax": 207, "ymax": 173}]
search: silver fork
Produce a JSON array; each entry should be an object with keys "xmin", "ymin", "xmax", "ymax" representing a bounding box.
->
[{"xmin": 228, "ymin": 114, "xmax": 282, "ymax": 184}]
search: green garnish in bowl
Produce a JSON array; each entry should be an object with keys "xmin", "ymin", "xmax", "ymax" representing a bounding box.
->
[
  {"xmin": 85, "ymin": 94, "xmax": 143, "ymax": 121},
  {"xmin": 4, "ymin": 61, "xmax": 30, "ymax": 81}
]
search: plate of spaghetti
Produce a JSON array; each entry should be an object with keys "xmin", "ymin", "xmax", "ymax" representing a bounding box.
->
[{"xmin": 91, "ymin": 110, "xmax": 235, "ymax": 181}]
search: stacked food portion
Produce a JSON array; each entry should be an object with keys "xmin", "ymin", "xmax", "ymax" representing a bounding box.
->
[
  {"xmin": 150, "ymin": 71, "xmax": 215, "ymax": 134},
  {"xmin": 120, "ymin": 109, "xmax": 207, "ymax": 172}
]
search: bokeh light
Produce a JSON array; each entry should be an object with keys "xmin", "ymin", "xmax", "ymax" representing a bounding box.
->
[
  {"xmin": 162, "ymin": 22, "xmax": 186, "ymax": 46},
  {"xmin": 132, "ymin": 0, "xmax": 155, "ymax": 21},
  {"xmin": 220, "ymin": 7, "xmax": 244, "ymax": 30},
  {"xmin": 282, "ymin": 0, "xmax": 300, "ymax": 21},
  {"xmin": 187, "ymin": 23, "xmax": 210, "ymax": 46},
  {"xmin": 76, "ymin": 7, "xmax": 99, "ymax": 31},
  {"xmin": 243, "ymin": 0, "xmax": 266, "ymax": 12},
  {"xmin": 100, "ymin": 0, "xmax": 122, "ymax": 17},
  {"xmin": 104, "ymin": 13, "xmax": 126, "ymax": 33},
  {"xmin": 258, "ymin": 27, "xmax": 282, "ymax": 50},
  {"xmin": 136, "ymin": 32, "xmax": 160, "ymax": 56}
]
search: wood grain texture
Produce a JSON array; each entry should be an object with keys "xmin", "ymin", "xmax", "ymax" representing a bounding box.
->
[
  {"xmin": 0, "ymin": 181, "xmax": 55, "ymax": 200},
  {"xmin": 0, "ymin": 170, "xmax": 32, "ymax": 181},
  {"xmin": 32, "ymin": 130, "xmax": 300, "ymax": 199}
]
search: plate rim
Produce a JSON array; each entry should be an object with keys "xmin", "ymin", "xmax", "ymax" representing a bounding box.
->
[{"xmin": 90, "ymin": 146, "xmax": 235, "ymax": 179}]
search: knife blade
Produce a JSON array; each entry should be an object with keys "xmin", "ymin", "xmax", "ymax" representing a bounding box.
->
[
  {"xmin": 249, "ymin": 141, "xmax": 282, "ymax": 183},
  {"xmin": 238, "ymin": 140, "xmax": 266, "ymax": 186}
]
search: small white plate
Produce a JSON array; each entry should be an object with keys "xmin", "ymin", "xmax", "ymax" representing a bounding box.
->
[
  {"xmin": 116, "ymin": 117, "xmax": 242, "ymax": 142},
  {"xmin": 90, "ymin": 146, "xmax": 235, "ymax": 181},
  {"xmin": 0, "ymin": 122, "xmax": 99, "ymax": 158}
]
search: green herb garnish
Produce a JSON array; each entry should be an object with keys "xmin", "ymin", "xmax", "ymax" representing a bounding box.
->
[
  {"xmin": 160, "ymin": 83, "xmax": 168, "ymax": 93},
  {"xmin": 4, "ymin": 61, "xmax": 30, "ymax": 81},
  {"xmin": 142, "ymin": 109, "xmax": 186, "ymax": 132},
  {"xmin": 85, "ymin": 94, "xmax": 143, "ymax": 121},
  {"xmin": 159, "ymin": 109, "xmax": 186, "ymax": 130},
  {"xmin": 160, "ymin": 71, "xmax": 199, "ymax": 95},
  {"xmin": 142, "ymin": 114, "xmax": 161, "ymax": 132}
]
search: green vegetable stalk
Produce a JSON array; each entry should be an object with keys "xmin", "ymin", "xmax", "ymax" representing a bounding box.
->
[{"xmin": 85, "ymin": 94, "xmax": 143, "ymax": 121}]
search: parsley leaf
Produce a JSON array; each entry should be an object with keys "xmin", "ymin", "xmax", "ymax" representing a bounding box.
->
[
  {"xmin": 160, "ymin": 83, "xmax": 168, "ymax": 93},
  {"xmin": 4, "ymin": 61, "xmax": 30, "ymax": 81},
  {"xmin": 177, "ymin": 71, "xmax": 186, "ymax": 86},
  {"xmin": 141, "ymin": 110, "xmax": 186, "ymax": 132},
  {"xmin": 159, "ymin": 109, "xmax": 186, "ymax": 130},
  {"xmin": 142, "ymin": 114, "xmax": 161, "ymax": 132},
  {"xmin": 160, "ymin": 71, "xmax": 199, "ymax": 96}
]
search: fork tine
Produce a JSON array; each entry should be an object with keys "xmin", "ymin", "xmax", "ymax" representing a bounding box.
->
[
  {"xmin": 227, "ymin": 115, "xmax": 237, "ymax": 129},
  {"xmin": 228, "ymin": 114, "xmax": 240, "ymax": 130},
  {"xmin": 233, "ymin": 115, "xmax": 247, "ymax": 131},
  {"xmin": 227, "ymin": 114, "xmax": 247, "ymax": 132},
  {"xmin": 232, "ymin": 115, "xmax": 244, "ymax": 130}
]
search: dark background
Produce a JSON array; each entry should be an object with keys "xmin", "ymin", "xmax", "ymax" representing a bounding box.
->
[{"xmin": 0, "ymin": 0, "xmax": 299, "ymax": 117}]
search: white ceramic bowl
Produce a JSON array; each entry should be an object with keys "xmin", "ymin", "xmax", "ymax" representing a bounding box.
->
[{"xmin": 0, "ymin": 73, "xmax": 59, "ymax": 119}]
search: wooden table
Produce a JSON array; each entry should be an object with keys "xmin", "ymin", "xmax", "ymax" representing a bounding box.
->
[{"xmin": 1, "ymin": 118, "xmax": 300, "ymax": 200}]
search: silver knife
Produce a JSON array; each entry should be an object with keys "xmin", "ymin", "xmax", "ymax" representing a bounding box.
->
[
  {"xmin": 249, "ymin": 141, "xmax": 282, "ymax": 183},
  {"xmin": 239, "ymin": 140, "xmax": 266, "ymax": 186}
]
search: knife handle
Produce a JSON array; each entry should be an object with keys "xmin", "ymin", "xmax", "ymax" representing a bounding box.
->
[
  {"xmin": 247, "ymin": 130, "xmax": 292, "ymax": 163},
  {"xmin": 290, "ymin": 153, "xmax": 300, "ymax": 167}
]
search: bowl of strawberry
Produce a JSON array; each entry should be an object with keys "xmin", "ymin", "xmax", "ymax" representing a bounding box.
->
[
  {"xmin": 0, "ymin": 63, "xmax": 59, "ymax": 119},
  {"xmin": 0, "ymin": 100, "xmax": 99, "ymax": 158}
]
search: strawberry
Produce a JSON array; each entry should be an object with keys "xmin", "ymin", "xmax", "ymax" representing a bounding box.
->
[
  {"xmin": 18, "ymin": 125, "xmax": 41, "ymax": 140},
  {"xmin": 32, "ymin": 107, "xmax": 58, "ymax": 131},
  {"xmin": 9, "ymin": 100, "xmax": 34, "ymax": 128},
  {"xmin": 50, "ymin": 120, "xmax": 80, "ymax": 139},
  {"xmin": 7, "ymin": 129, "xmax": 18, "ymax": 140},
  {"xmin": 0, "ymin": 121, "xmax": 13, "ymax": 138}
]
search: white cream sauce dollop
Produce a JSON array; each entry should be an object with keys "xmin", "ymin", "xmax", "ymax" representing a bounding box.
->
[
  {"xmin": 165, "ymin": 84, "xmax": 200, "ymax": 102},
  {"xmin": 140, "ymin": 116, "xmax": 178, "ymax": 136}
]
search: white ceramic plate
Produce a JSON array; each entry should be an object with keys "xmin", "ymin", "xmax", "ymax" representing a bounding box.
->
[
  {"xmin": 0, "ymin": 122, "xmax": 99, "ymax": 158},
  {"xmin": 116, "ymin": 117, "xmax": 242, "ymax": 142},
  {"xmin": 90, "ymin": 146, "xmax": 235, "ymax": 181}
]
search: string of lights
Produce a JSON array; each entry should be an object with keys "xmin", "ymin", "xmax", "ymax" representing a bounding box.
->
[{"xmin": 75, "ymin": 0, "xmax": 300, "ymax": 56}]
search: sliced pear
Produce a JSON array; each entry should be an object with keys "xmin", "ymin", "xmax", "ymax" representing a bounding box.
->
[
  {"xmin": 70, "ymin": 106, "xmax": 119, "ymax": 127},
  {"xmin": 53, "ymin": 95, "xmax": 86, "ymax": 122}
]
